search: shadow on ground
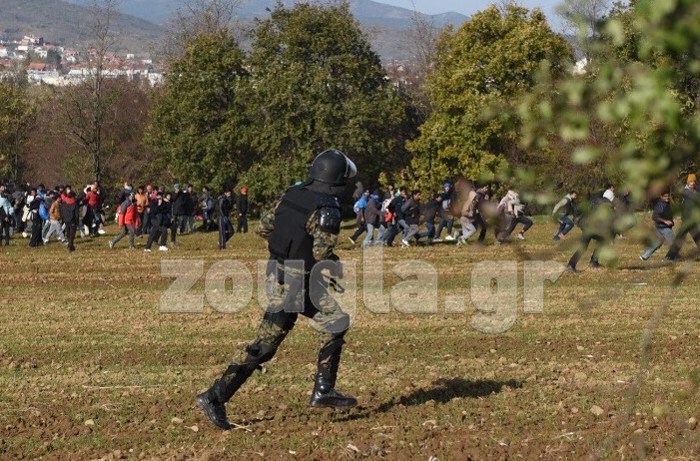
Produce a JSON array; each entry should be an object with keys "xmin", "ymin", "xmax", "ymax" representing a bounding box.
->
[
  {"xmin": 380, "ymin": 377, "xmax": 523, "ymax": 410},
  {"xmin": 333, "ymin": 378, "xmax": 523, "ymax": 422}
]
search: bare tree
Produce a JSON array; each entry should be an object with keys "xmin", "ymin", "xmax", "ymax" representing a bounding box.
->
[
  {"xmin": 58, "ymin": 0, "xmax": 121, "ymax": 183},
  {"xmin": 396, "ymin": 10, "xmax": 440, "ymax": 122},
  {"xmin": 557, "ymin": 0, "xmax": 611, "ymax": 62},
  {"xmin": 160, "ymin": 0, "xmax": 240, "ymax": 67}
]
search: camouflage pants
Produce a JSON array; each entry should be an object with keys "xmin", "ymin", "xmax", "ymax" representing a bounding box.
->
[{"xmin": 211, "ymin": 260, "xmax": 350, "ymax": 403}]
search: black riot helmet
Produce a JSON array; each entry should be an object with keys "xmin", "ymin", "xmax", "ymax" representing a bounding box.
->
[{"xmin": 309, "ymin": 149, "xmax": 357, "ymax": 186}]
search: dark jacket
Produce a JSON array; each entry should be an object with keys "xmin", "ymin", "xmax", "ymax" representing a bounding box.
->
[
  {"xmin": 388, "ymin": 195, "xmax": 406, "ymax": 220},
  {"xmin": 148, "ymin": 197, "xmax": 159, "ymax": 218},
  {"xmin": 652, "ymin": 199, "xmax": 674, "ymax": 229},
  {"xmin": 171, "ymin": 191, "xmax": 187, "ymax": 216},
  {"xmin": 237, "ymin": 195, "xmax": 248, "ymax": 215},
  {"xmin": 422, "ymin": 198, "xmax": 441, "ymax": 223},
  {"xmin": 219, "ymin": 195, "xmax": 234, "ymax": 218},
  {"xmin": 183, "ymin": 192, "xmax": 195, "ymax": 216},
  {"xmin": 401, "ymin": 198, "xmax": 421, "ymax": 225},
  {"xmin": 156, "ymin": 200, "xmax": 172, "ymax": 227},
  {"xmin": 364, "ymin": 197, "xmax": 381, "ymax": 226},
  {"xmin": 60, "ymin": 193, "xmax": 81, "ymax": 225}
]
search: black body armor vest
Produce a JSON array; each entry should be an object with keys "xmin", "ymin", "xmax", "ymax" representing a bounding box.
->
[{"xmin": 268, "ymin": 186, "xmax": 341, "ymax": 269}]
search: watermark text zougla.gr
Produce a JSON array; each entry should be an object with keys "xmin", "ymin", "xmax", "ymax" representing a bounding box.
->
[{"xmin": 159, "ymin": 246, "xmax": 564, "ymax": 334}]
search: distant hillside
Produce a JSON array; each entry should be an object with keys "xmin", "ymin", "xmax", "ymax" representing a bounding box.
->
[
  {"xmin": 0, "ymin": 0, "xmax": 163, "ymax": 53},
  {"xmin": 62, "ymin": 0, "xmax": 467, "ymax": 28},
  {"xmin": 1, "ymin": 0, "xmax": 466, "ymax": 61}
]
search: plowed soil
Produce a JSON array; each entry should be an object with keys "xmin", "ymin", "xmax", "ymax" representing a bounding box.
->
[{"xmin": 1, "ymin": 220, "xmax": 698, "ymax": 460}]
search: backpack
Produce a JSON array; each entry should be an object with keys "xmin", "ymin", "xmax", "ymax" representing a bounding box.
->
[
  {"xmin": 39, "ymin": 202, "xmax": 50, "ymax": 221},
  {"xmin": 353, "ymin": 198, "xmax": 366, "ymax": 214},
  {"xmin": 118, "ymin": 200, "xmax": 130, "ymax": 226}
]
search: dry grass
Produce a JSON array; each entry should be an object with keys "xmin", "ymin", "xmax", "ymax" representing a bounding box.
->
[{"xmin": 0, "ymin": 220, "xmax": 699, "ymax": 460}]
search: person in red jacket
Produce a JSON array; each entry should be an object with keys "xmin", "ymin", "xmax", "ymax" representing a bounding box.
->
[
  {"xmin": 60, "ymin": 185, "xmax": 85, "ymax": 253},
  {"xmin": 85, "ymin": 182, "xmax": 106, "ymax": 236},
  {"xmin": 109, "ymin": 192, "xmax": 140, "ymax": 249}
]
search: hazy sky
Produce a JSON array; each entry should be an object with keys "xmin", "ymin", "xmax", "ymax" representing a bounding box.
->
[{"xmin": 379, "ymin": 0, "xmax": 564, "ymax": 29}]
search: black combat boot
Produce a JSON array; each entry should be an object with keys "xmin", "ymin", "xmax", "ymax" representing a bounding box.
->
[
  {"xmin": 310, "ymin": 374, "xmax": 358, "ymax": 409},
  {"xmin": 197, "ymin": 363, "xmax": 256, "ymax": 430},
  {"xmin": 196, "ymin": 391, "xmax": 232, "ymax": 430},
  {"xmin": 310, "ymin": 335, "xmax": 357, "ymax": 409}
]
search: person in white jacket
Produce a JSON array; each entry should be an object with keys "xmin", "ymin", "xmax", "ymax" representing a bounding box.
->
[{"xmin": 498, "ymin": 190, "xmax": 533, "ymax": 241}]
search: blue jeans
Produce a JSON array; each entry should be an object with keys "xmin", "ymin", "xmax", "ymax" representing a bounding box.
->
[
  {"xmin": 554, "ymin": 216, "xmax": 575, "ymax": 239},
  {"xmin": 419, "ymin": 221, "xmax": 436, "ymax": 242},
  {"xmin": 641, "ymin": 227, "xmax": 674, "ymax": 260},
  {"xmin": 385, "ymin": 219, "xmax": 409, "ymax": 246},
  {"xmin": 436, "ymin": 218, "xmax": 453, "ymax": 238},
  {"xmin": 362, "ymin": 223, "xmax": 376, "ymax": 248}
]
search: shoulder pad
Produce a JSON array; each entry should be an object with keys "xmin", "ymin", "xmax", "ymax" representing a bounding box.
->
[{"xmin": 318, "ymin": 205, "xmax": 342, "ymax": 234}]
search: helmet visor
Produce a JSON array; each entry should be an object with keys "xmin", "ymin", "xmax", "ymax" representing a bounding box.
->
[{"xmin": 345, "ymin": 156, "xmax": 357, "ymax": 179}]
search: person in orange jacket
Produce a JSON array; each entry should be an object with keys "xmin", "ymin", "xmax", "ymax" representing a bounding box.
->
[
  {"xmin": 109, "ymin": 192, "xmax": 140, "ymax": 249},
  {"xmin": 135, "ymin": 185, "xmax": 150, "ymax": 237}
]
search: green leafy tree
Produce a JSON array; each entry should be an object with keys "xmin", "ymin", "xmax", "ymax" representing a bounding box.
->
[
  {"xmin": 0, "ymin": 74, "xmax": 37, "ymax": 182},
  {"xmin": 517, "ymin": 0, "xmax": 700, "ymax": 209},
  {"xmin": 406, "ymin": 5, "xmax": 574, "ymax": 191},
  {"xmin": 600, "ymin": 0, "xmax": 700, "ymax": 115},
  {"xmin": 146, "ymin": 28, "xmax": 249, "ymax": 191},
  {"xmin": 512, "ymin": 4, "xmax": 700, "ymax": 450},
  {"xmin": 241, "ymin": 2, "xmax": 409, "ymax": 206}
]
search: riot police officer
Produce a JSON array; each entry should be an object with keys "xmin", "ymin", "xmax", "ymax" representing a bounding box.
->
[{"xmin": 197, "ymin": 149, "xmax": 358, "ymax": 430}]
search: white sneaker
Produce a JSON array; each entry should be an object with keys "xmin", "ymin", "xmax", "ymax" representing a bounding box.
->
[
  {"xmin": 98, "ymin": 229, "xmax": 106, "ymax": 235},
  {"xmin": 144, "ymin": 248, "xmax": 152, "ymax": 252},
  {"xmin": 517, "ymin": 232, "xmax": 526, "ymax": 240},
  {"xmin": 445, "ymin": 235, "xmax": 455, "ymax": 241},
  {"xmin": 22, "ymin": 232, "xmax": 28, "ymax": 239},
  {"xmin": 400, "ymin": 239, "xmax": 410, "ymax": 247},
  {"xmin": 432, "ymin": 238, "xmax": 443, "ymax": 243},
  {"xmin": 83, "ymin": 225, "xmax": 89, "ymax": 235},
  {"xmin": 43, "ymin": 239, "xmax": 49, "ymax": 244},
  {"xmin": 158, "ymin": 245, "xmax": 169, "ymax": 251}
]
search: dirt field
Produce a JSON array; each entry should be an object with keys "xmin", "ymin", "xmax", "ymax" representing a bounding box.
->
[{"xmin": 1, "ymin": 219, "xmax": 698, "ymax": 460}]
